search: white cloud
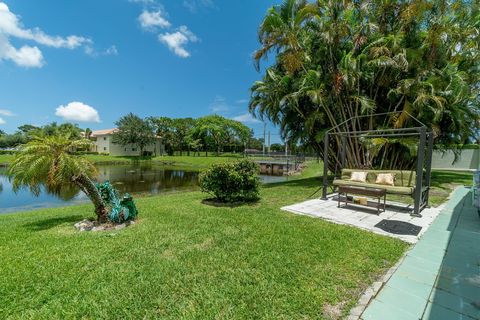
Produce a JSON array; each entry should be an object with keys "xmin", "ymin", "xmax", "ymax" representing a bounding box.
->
[
  {"xmin": 130, "ymin": 1, "xmax": 199, "ymax": 58},
  {"xmin": 0, "ymin": 33, "xmax": 44, "ymax": 67},
  {"xmin": 55, "ymin": 102, "xmax": 101, "ymax": 123},
  {"xmin": 158, "ymin": 26, "xmax": 198, "ymax": 58},
  {"xmin": 232, "ymin": 113, "xmax": 261, "ymax": 124},
  {"xmin": 139, "ymin": 10, "xmax": 171, "ymax": 30},
  {"xmin": 0, "ymin": 109, "xmax": 14, "ymax": 116},
  {"xmin": 0, "ymin": 2, "xmax": 114, "ymax": 68},
  {"xmin": 0, "ymin": 108, "xmax": 14, "ymax": 123},
  {"xmin": 209, "ymin": 95, "xmax": 229, "ymax": 113},
  {"xmin": 85, "ymin": 45, "xmax": 118, "ymax": 57},
  {"xmin": 129, "ymin": 0, "xmax": 155, "ymax": 4},
  {"xmin": 235, "ymin": 99, "xmax": 248, "ymax": 104},
  {"xmin": 105, "ymin": 45, "xmax": 119, "ymax": 56},
  {"xmin": 183, "ymin": 0, "xmax": 214, "ymax": 12}
]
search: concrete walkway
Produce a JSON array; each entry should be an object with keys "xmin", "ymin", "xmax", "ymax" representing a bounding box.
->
[{"xmin": 361, "ymin": 187, "xmax": 480, "ymax": 320}]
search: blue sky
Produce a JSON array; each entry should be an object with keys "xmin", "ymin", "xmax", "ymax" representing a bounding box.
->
[{"xmin": 0, "ymin": 0, "xmax": 282, "ymax": 142}]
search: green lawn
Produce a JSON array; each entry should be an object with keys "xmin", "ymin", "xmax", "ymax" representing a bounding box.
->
[
  {"xmin": 0, "ymin": 169, "xmax": 408, "ymax": 319},
  {"xmin": 0, "ymin": 159, "xmax": 472, "ymax": 319},
  {"xmin": 0, "ymin": 154, "xmax": 14, "ymax": 164},
  {"xmin": 1, "ymin": 153, "xmax": 243, "ymax": 167}
]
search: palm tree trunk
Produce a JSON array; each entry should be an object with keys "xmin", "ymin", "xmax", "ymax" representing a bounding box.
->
[{"xmin": 74, "ymin": 174, "xmax": 108, "ymax": 222}]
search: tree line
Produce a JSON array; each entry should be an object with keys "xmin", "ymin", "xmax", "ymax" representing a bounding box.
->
[
  {"xmin": 113, "ymin": 113, "xmax": 262, "ymax": 156},
  {"xmin": 0, "ymin": 114, "xmax": 267, "ymax": 156},
  {"xmin": 0, "ymin": 123, "xmax": 83, "ymax": 149}
]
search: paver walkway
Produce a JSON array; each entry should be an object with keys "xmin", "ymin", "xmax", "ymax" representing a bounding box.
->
[
  {"xmin": 282, "ymin": 197, "xmax": 442, "ymax": 243},
  {"xmin": 361, "ymin": 187, "xmax": 480, "ymax": 320}
]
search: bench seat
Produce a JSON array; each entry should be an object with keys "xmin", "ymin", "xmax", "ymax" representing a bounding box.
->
[
  {"xmin": 333, "ymin": 169, "xmax": 417, "ymax": 196},
  {"xmin": 332, "ymin": 179, "xmax": 413, "ymax": 195}
]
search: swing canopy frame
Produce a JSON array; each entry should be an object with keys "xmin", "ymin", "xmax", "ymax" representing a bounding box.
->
[{"xmin": 321, "ymin": 112, "xmax": 434, "ymax": 216}]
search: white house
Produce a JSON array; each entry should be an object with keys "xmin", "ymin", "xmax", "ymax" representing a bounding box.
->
[{"xmin": 90, "ymin": 129, "xmax": 164, "ymax": 156}]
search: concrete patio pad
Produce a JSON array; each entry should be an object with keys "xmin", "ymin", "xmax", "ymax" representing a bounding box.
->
[{"xmin": 281, "ymin": 195, "xmax": 443, "ymax": 244}]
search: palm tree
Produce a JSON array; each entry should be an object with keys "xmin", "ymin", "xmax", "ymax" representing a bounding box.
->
[
  {"xmin": 254, "ymin": 0, "xmax": 315, "ymax": 74},
  {"xmin": 84, "ymin": 128, "xmax": 92, "ymax": 139},
  {"xmin": 8, "ymin": 135, "xmax": 108, "ymax": 222}
]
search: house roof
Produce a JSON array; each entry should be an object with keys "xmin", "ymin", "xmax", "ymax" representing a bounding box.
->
[
  {"xmin": 89, "ymin": 128, "xmax": 162, "ymax": 139},
  {"xmin": 91, "ymin": 128, "xmax": 118, "ymax": 137}
]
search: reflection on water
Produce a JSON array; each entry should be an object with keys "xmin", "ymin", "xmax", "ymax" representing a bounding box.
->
[
  {"xmin": 0, "ymin": 163, "xmax": 286, "ymax": 214},
  {"xmin": 0, "ymin": 164, "xmax": 199, "ymax": 214},
  {"xmin": 0, "ymin": 168, "xmax": 88, "ymax": 214},
  {"xmin": 96, "ymin": 164, "xmax": 200, "ymax": 196}
]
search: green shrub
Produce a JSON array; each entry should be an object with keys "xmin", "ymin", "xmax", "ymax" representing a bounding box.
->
[
  {"xmin": 199, "ymin": 159, "xmax": 260, "ymax": 203},
  {"xmin": 74, "ymin": 151, "xmax": 100, "ymax": 155},
  {"xmin": 434, "ymin": 144, "xmax": 479, "ymax": 150},
  {"xmin": 0, "ymin": 150, "xmax": 17, "ymax": 155}
]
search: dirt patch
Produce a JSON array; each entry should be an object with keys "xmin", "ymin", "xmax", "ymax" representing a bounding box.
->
[
  {"xmin": 322, "ymin": 301, "xmax": 346, "ymax": 320},
  {"xmin": 161, "ymin": 249, "xmax": 176, "ymax": 260},
  {"xmin": 74, "ymin": 219, "xmax": 136, "ymax": 232},
  {"xmin": 192, "ymin": 238, "xmax": 215, "ymax": 251}
]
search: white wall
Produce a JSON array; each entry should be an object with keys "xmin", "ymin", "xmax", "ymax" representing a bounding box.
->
[
  {"xmin": 94, "ymin": 135, "xmax": 111, "ymax": 153},
  {"xmin": 432, "ymin": 149, "xmax": 479, "ymax": 170},
  {"xmin": 109, "ymin": 140, "xmax": 162, "ymax": 156},
  {"xmin": 92, "ymin": 134, "xmax": 163, "ymax": 156}
]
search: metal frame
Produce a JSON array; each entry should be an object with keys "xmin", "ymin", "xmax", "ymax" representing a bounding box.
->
[{"xmin": 321, "ymin": 112, "xmax": 434, "ymax": 216}]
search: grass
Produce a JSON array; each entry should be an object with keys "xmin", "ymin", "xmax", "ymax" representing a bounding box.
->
[
  {"xmin": 0, "ymin": 159, "xmax": 472, "ymax": 318},
  {"xmin": 428, "ymin": 170, "xmax": 474, "ymax": 204},
  {"xmin": 0, "ymin": 165, "xmax": 409, "ymax": 319},
  {"xmin": 0, "ymin": 154, "xmax": 14, "ymax": 165},
  {"xmin": 1, "ymin": 153, "xmax": 243, "ymax": 168}
]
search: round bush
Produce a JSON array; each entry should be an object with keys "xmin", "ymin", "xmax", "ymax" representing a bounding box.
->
[{"xmin": 199, "ymin": 159, "xmax": 260, "ymax": 203}]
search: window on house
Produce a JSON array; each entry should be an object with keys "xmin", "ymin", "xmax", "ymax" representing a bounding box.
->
[
  {"xmin": 104, "ymin": 147, "xmax": 107, "ymax": 151},
  {"xmin": 132, "ymin": 148, "xmax": 136, "ymax": 152},
  {"xmin": 104, "ymin": 137, "xmax": 107, "ymax": 141},
  {"xmin": 124, "ymin": 148, "xmax": 127, "ymax": 151}
]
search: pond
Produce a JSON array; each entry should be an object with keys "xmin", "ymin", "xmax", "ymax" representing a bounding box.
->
[{"xmin": 0, "ymin": 164, "xmax": 287, "ymax": 214}]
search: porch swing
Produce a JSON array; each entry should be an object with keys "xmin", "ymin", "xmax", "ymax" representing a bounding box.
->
[{"xmin": 321, "ymin": 112, "xmax": 434, "ymax": 216}]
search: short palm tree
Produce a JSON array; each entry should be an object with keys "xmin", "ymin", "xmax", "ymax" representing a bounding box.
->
[{"xmin": 8, "ymin": 135, "xmax": 108, "ymax": 221}]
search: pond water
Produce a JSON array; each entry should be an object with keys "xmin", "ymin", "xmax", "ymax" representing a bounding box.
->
[{"xmin": 0, "ymin": 164, "xmax": 287, "ymax": 214}]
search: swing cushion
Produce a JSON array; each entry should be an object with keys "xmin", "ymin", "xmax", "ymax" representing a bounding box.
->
[
  {"xmin": 333, "ymin": 169, "xmax": 417, "ymax": 196},
  {"xmin": 333, "ymin": 179, "xmax": 413, "ymax": 195}
]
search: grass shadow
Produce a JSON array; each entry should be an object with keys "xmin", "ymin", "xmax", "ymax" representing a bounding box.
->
[
  {"xmin": 261, "ymin": 176, "xmax": 327, "ymax": 188},
  {"xmin": 24, "ymin": 215, "xmax": 84, "ymax": 231},
  {"xmin": 430, "ymin": 170, "xmax": 473, "ymax": 189},
  {"xmin": 201, "ymin": 198, "xmax": 260, "ymax": 208}
]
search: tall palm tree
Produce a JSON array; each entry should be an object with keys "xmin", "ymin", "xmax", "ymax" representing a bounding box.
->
[
  {"xmin": 8, "ymin": 135, "xmax": 108, "ymax": 221},
  {"xmin": 254, "ymin": 0, "xmax": 315, "ymax": 74}
]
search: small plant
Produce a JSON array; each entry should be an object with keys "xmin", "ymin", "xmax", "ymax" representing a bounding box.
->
[
  {"xmin": 97, "ymin": 181, "xmax": 138, "ymax": 223},
  {"xmin": 199, "ymin": 159, "xmax": 260, "ymax": 203}
]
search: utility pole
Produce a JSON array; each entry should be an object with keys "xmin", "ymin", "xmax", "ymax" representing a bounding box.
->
[
  {"xmin": 267, "ymin": 130, "xmax": 271, "ymax": 154},
  {"xmin": 262, "ymin": 122, "xmax": 266, "ymax": 157}
]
